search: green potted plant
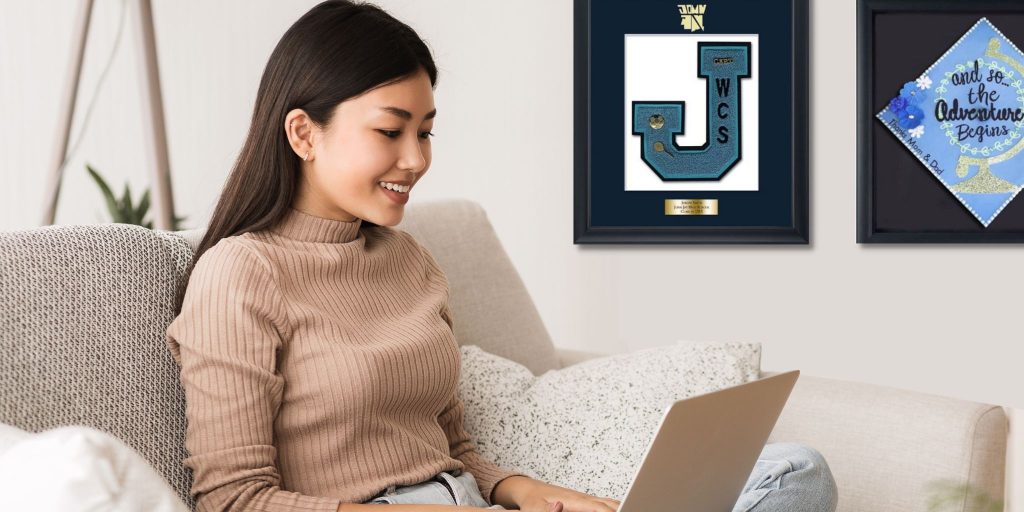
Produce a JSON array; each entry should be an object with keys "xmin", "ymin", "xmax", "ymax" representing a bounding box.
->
[
  {"xmin": 925, "ymin": 479, "xmax": 1004, "ymax": 512},
  {"xmin": 86, "ymin": 163, "xmax": 186, "ymax": 230}
]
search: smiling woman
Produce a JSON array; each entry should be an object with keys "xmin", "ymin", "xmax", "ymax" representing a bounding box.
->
[
  {"xmin": 164, "ymin": 1, "xmax": 628, "ymax": 511},
  {"xmin": 162, "ymin": 1, "xmax": 616, "ymax": 511},
  {"xmin": 185, "ymin": 0, "xmax": 441, "ymax": 268},
  {"xmin": 283, "ymin": 71, "xmax": 437, "ymax": 219}
]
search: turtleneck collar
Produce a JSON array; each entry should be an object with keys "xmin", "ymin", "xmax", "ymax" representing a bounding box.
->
[{"xmin": 270, "ymin": 206, "xmax": 363, "ymax": 243}]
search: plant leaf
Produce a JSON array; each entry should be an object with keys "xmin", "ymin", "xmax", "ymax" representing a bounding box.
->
[
  {"xmin": 120, "ymin": 182, "xmax": 134, "ymax": 222},
  {"xmin": 135, "ymin": 188, "xmax": 151, "ymax": 226},
  {"xmin": 925, "ymin": 479, "xmax": 1004, "ymax": 512},
  {"xmin": 85, "ymin": 164, "xmax": 121, "ymax": 223}
]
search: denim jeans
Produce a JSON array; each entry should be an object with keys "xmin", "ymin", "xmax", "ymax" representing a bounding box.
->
[
  {"xmin": 363, "ymin": 468, "xmax": 506, "ymax": 509},
  {"xmin": 731, "ymin": 442, "xmax": 839, "ymax": 512},
  {"xmin": 363, "ymin": 442, "xmax": 838, "ymax": 511}
]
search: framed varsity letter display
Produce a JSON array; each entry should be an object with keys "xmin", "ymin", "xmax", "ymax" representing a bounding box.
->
[
  {"xmin": 573, "ymin": 0, "xmax": 809, "ymax": 244},
  {"xmin": 859, "ymin": 0, "xmax": 1024, "ymax": 242}
]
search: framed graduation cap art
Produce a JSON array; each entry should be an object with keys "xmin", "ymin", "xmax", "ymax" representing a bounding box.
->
[
  {"xmin": 573, "ymin": 0, "xmax": 809, "ymax": 244},
  {"xmin": 858, "ymin": 0, "xmax": 1024, "ymax": 243}
]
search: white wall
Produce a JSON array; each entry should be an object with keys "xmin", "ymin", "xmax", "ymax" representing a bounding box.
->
[{"xmin": 1, "ymin": 0, "xmax": 1020, "ymax": 509}]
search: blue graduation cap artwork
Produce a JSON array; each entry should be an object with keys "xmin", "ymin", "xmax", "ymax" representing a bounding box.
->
[{"xmin": 877, "ymin": 18, "xmax": 1024, "ymax": 227}]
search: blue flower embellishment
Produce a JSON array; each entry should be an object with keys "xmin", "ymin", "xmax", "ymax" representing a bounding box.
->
[
  {"xmin": 888, "ymin": 79, "xmax": 928, "ymax": 129},
  {"xmin": 888, "ymin": 95, "xmax": 909, "ymax": 113},
  {"xmin": 898, "ymin": 104, "xmax": 924, "ymax": 129},
  {"xmin": 899, "ymin": 81, "xmax": 927, "ymax": 106}
]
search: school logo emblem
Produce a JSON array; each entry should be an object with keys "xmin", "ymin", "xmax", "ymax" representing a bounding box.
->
[
  {"xmin": 631, "ymin": 42, "xmax": 752, "ymax": 180},
  {"xmin": 678, "ymin": 4, "xmax": 706, "ymax": 32}
]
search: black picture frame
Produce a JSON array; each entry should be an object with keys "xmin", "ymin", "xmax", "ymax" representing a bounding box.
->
[
  {"xmin": 857, "ymin": 0, "xmax": 1024, "ymax": 243},
  {"xmin": 573, "ymin": 0, "xmax": 810, "ymax": 244}
]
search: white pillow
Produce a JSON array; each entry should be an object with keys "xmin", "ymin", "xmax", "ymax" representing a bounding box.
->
[
  {"xmin": 0, "ymin": 425, "xmax": 189, "ymax": 512},
  {"xmin": 0, "ymin": 422, "xmax": 31, "ymax": 456},
  {"xmin": 458, "ymin": 341, "xmax": 761, "ymax": 499}
]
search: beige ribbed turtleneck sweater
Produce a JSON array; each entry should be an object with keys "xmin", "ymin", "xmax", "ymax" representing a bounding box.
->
[{"xmin": 165, "ymin": 206, "xmax": 527, "ymax": 511}]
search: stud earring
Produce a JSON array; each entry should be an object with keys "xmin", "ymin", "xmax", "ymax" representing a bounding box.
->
[{"xmin": 303, "ymin": 151, "xmax": 310, "ymax": 161}]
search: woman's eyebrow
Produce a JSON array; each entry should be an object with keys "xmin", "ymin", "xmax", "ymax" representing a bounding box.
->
[{"xmin": 378, "ymin": 106, "xmax": 437, "ymax": 121}]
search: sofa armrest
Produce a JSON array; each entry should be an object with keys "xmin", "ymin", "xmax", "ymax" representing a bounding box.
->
[
  {"xmin": 164, "ymin": 228, "xmax": 205, "ymax": 253},
  {"xmin": 764, "ymin": 371, "xmax": 1008, "ymax": 512},
  {"xmin": 554, "ymin": 348, "xmax": 1009, "ymax": 511}
]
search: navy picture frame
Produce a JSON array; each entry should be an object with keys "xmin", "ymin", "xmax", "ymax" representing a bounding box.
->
[
  {"xmin": 857, "ymin": 0, "xmax": 1024, "ymax": 243},
  {"xmin": 573, "ymin": 0, "xmax": 810, "ymax": 244}
]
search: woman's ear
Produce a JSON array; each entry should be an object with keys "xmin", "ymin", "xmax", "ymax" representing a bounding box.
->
[{"xmin": 284, "ymin": 109, "xmax": 316, "ymax": 161}]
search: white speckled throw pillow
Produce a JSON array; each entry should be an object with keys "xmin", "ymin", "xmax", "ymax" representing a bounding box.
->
[{"xmin": 458, "ymin": 341, "xmax": 761, "ymax": 499}]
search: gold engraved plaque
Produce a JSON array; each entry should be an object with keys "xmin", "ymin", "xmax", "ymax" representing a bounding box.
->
[{"xmin": 665, "ymin": 199, "xmax": 719, "ymax": 215}]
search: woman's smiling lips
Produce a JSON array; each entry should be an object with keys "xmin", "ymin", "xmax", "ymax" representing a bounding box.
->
[{"xmin": 379, "ymin": 180, "xmax": 411, "ymax": 204}]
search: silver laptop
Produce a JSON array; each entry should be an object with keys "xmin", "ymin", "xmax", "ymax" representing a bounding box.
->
[{"xmin": 616, "ymin": 370, "xmax": 800, "ymax": 512}]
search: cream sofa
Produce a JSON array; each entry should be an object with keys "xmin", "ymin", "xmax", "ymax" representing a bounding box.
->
[{"xmin": 0, "ymin": 198, "xmax": 1008, "ymax": 511}]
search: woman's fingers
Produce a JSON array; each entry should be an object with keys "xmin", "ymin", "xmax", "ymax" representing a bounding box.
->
[{"xmin": 588, "ymin": 497, "xmax": 619, "ymax": 511}]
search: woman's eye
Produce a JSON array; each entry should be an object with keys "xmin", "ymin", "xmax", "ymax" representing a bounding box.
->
[{"xmin": 378, "ymin": 130, "xmax": 434, "ymax": 140}]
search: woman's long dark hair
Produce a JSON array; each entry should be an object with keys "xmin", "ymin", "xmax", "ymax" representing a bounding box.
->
[{"xmin": 175, "ymin": 0, "xmax": 438, "ymax": 312}]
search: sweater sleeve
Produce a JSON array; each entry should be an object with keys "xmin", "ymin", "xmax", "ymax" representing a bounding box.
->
[
  {"xmin": 412, "ymin": 236, "xmax": 530, "ymax": 506},
  {"xmin": 165, "ymin": 240, "xmax": 342, "ymax": 512}
]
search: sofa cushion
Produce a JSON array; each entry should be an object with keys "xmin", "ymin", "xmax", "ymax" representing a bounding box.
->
[
  {"xmin": 401, "ymin": 199, "xmax": 560, "ymax": 375},
  {"xmin": 0, "ymin": 224, "xmax": 196, "ymax": 510},
  {"xmin": 456, "ymin": 341, "xmax": 761, "ymax": 499}
]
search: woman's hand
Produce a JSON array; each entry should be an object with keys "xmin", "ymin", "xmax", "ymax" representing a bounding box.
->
[{"xmin": 513, "ymin": 480, "xmax": 621, "ymax": 512}]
